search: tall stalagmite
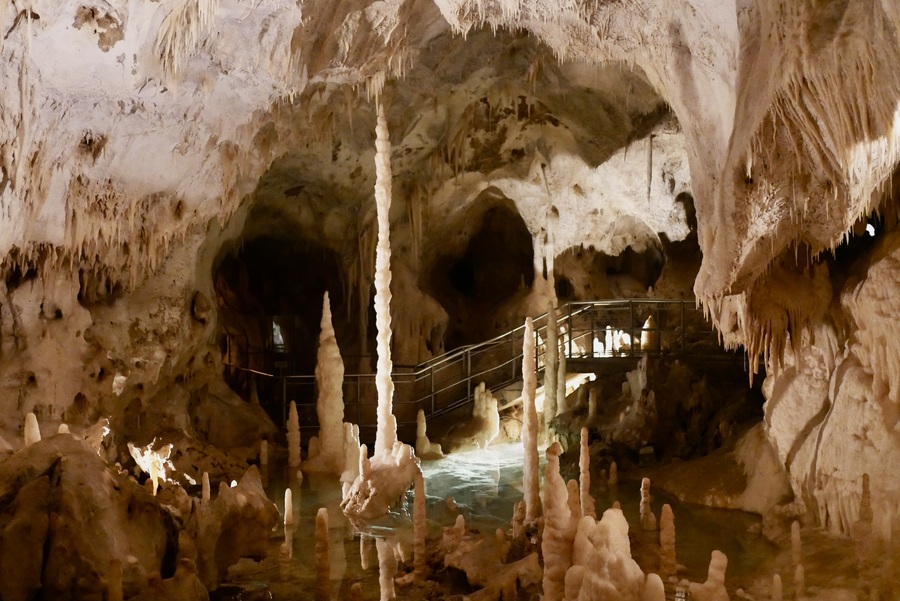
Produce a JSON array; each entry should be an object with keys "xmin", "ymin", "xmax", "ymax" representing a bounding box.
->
[
  {"xmin": 373, "ymin": 101, "xmax": 397, "ymax": 458},
  {"xmin": 522, "ymin": 317, "xmax": 541, "ymax": 522},
  {"xmin": 307, "ymin": 291, "xmax": 346, "ymax": 474},
  {"xmin": 315, "ymin": 508, "xmax": 331, "ymax": 601},
  {"xmin": 579, "ymin": 428, "xmax": 596, "ymax": 519},
  {"xmin": 544, "ymin": 303, "xmax": 559, "ymax": 421}
]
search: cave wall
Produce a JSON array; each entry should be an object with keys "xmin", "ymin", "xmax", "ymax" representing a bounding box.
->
[
  {"xmin": 0, "ymin": 0, "xmax": 897, "ymax": 538},
  {"xmin": 763, "ymin": 230, "xmax": 900, "ymax": 541}
]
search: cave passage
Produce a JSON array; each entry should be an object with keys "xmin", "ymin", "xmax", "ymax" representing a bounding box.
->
[
  {"xmin": 214, "ymin": 233, "xmax": 347, "ymax": 408},
  {"xmin": 427, "ymin": 200, "xmax": 534, "ymax": 349}
]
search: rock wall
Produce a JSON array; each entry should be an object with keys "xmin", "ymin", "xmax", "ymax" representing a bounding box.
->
[{"xmin": 763, "ymin": 231, "xmax": 900, "ymax": 540}]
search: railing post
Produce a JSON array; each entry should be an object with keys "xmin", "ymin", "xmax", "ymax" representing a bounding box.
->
[
  {"xmin": 567, "ymin": 303, "xmax": 572, "ymax": 359},
  {"xmin": 466, "ymin": 350, "xmax": 472, "ymax": 402},
  {"xmin": 629, "ymin": 300, "xmax": 635, "ymax": 358},
  {"xmin": 511, "ymin": 330, "xmax": 515, "ymax": 380},
  {"xmin": 590, "ymin": 306, "xmax": 595, "ymax": 358}
]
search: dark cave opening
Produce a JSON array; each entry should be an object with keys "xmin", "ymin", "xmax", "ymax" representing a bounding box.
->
[
  {"xmin": 426, "ymin": 199, "xmax": 534, "ymax": 349},
  {"xmin": 214, "ymin": 232, "xmax": 347, "ymax": 413}
]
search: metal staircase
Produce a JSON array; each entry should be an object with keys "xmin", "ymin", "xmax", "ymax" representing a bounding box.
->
[{"xmin": 271, "ymin": 299, "xmax": 737, "ymax": 442}]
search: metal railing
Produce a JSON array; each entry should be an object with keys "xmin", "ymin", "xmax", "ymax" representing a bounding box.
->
[{"xmin": 228, "ymin": 299, "xmax": 727, "ymax": 441}]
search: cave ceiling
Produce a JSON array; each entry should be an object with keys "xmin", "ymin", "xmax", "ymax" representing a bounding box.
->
[{"xmin": 0, "ymin": 0, "xmax": 897, "ymax": 365}]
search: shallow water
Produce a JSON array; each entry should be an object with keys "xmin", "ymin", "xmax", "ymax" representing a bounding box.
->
[{"xmin": 222, "ymin": 443, "xmax": 861, "ymax": 600}]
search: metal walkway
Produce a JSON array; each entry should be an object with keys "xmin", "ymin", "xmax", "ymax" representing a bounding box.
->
[{"xmin": 267, "ymin": 299, "xmax": 739, "ymax": 442}]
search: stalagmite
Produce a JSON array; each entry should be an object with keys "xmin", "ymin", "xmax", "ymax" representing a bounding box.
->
[
  {"xmin": 341, "ymin": 423, "xmax": 361, "ymax": 496},
  {"xmin": 307, "ymin": 292, "xmax": 346, "ymax": 474},
  {"xmin": 23, "ymin": 412, "xmax": 40, "ymax": 446},
  {"xmin": 373, "ymin": 102, "xmax": 397, "ymax": 458},
  {"xmin": 259, "ymin": 439, "xmax": 268, "ymax": 467},
  {"xmin": 413, "ymin": 470, "xmax": 426, "ymax": 582},
  {"xmin": 609, "ymin": 460, "xmax": 618, "ymax": 486},
  {"xmin": 579, "ymin": 428, "xmax": 596, "ymax": 518},
  {"xmin": 511, "ymin": 500, "xmax": 526, "ymax": 539},
  {"xmin": 284, "ymin": 488, "xmax": 294, "ymax": 526},
  {"xmin": 341, "ymin": 103, "xmax": 420, "ymax": 520},
  {"xmin": 545, "ymin": 303, "xmax": 559, "ymax": 422},
  {"xmin": 415, "ymin": 409, "xmax": 443, "ymax": 459},
  {"xmin": 287, "ymin": 400, "xmax": 301, "ymax": 469},
  {"xmin": 660, "ymin": 504, "xmax": 677, "ymax": 578},
  {"xmin": 377, "ymin": 537, "xmax": 397, "ymax": 601},
  {"xmin": 201, "ymin": 472, "xmax": 210, "ymax": 503},
  {"xmin": 557, "ymin": 335, "xmax": 568, "ymax": 414},
  {"xmin": 315, "ymin": 507, "xmax": 331, "ymax": 601},
  {"xmin": 640, "ymin": 477, "xmax": 657, "ymax": 531},
  {"xmin": 690, "ymin": 550, "xmax": 730, "ymax": 601},
  {"xmin": 522, "ymin": 317, "xmax": 541, "ymax": 522},
  {"xmin": 472, "ymin": 382, "xmax": 501, "ymax": 449},
  {"xmin": 107, "ymin": 559, "xmax": 123, "ymax": 601},
  {"xmin": 149, "ymin": 461, "xmax": 159, "ymax": 496},
  {"xmin": 772, "ymin": 574, "xmax": 783, "ymax": 601},
  {"xmin": 542, "ymin": 441, "xmax": 575, "ymax": 601},
  {"xmin": 790, "ymin": 520, "xmax": 802, "ymax": 568},
  {"xmin": 641, "ymin": 573, "xmax": 666, "ymax": 601},
  {"xmin": 58, "ymin": 423, "xmax": 69, "ymax": 435}
]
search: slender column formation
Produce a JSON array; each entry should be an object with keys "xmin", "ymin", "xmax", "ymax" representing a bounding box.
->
[
  {"xmin": 315, "ymin": 508, "xmax": 331, "ymax": 601},
  {"xmin": 287, "ymin": 400, "xmax": 302, "ymax": 469},
  {"xmin": 522, "ymin": 317, "xmax": 541, "ymax": 522},
  {"xmin": 311, "ymin": 291, "xmax": 346, "ymax": 473},
  {"xmin": 660, "ymin": 504, "xmax": 677, "ymax": 577},
  {"xmin": 579, "ymin": 428, "xmax": 596, "ymax": 518},
  {"xmin": 544, "ymin": 303, "xmax": 558, "ymax": 421},
  {"xmin": 373, "ymin": 101, "xmax": 397, "ymax": 457}
]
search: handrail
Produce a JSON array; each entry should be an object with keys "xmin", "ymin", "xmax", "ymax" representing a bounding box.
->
[{"xmin": 227, "ymin": 299, "xmax": 732, "ymax": 437}]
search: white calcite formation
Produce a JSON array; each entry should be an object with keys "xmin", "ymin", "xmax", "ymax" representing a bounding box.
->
[
  {"xmin": 0, "ymin": 0, "xmax": 896, "ymax": 597},
  {"xmin": 640, "ymin": 478, "xmax": 657, "ymax": 531},
  {"xmin": 415, "ymin": 409, "xmax": 443, "ymax": 460},
  {"xmin": 23, "ymin": 413, "xmax": 40, "ymax": 447},
  {"xmin": 472, "ymin": 382, "xmax": 501, "ymax": 449},
  {"xmin": 542, "ymin": 442, "xmax": 577, "ymax": 600},
  {"xmin": 305, "ymin": 292, "xmax": 346, "ymax": 474},
  {"xmin": 315, "ymin": 507, "xmax": 331, "ymax": 601},
  {"xmin": 690, "ymin": 551, "xmax": 730, "ymax": 601},
  {"xmin": 342, "ymin": 104, "xmax": 420, "ymax": 520},
  {"xmin": 659, "ymin": 504, "xmax": 677, "ymax": 578},
  {"xmin": 522, "ymin": 317, "xmax": 542, "ymax": 523},
  {"xmin": 544, "ymin": 303, "xmax": 559, "ymax": 422},
  {"xmin": 579, "ymin": 428, "xmax": 596, "ymax": 519},
  {"xmin": 287, "ymin": 400, "xmax": 302, "ymax": 471},
  {"xmin": 565, "ymin": 508, "xmax": 646, "ymax": 600}
]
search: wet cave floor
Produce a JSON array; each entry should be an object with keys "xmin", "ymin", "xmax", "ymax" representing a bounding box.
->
[{"xmin": 221, "ymin": 443, "xmax": 860, "ymax": 600}]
